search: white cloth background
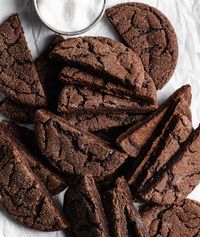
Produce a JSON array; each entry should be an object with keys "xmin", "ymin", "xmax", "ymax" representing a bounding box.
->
[{"xmin": 0, "ymin": 0, "xmax": 200, "ymax": 236}]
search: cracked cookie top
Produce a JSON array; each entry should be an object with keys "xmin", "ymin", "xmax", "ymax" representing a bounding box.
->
[
  {"xmin": 106, "ymin": 3, "xmax": 178, "ymax": 89},
  {"xmin": 50, "ymin": 36, "xmax": 145, "ymax": 91},
  {"xmin": 64, "ymin": 176, "xmax": 110, "ymax": 237},
  {"xmin": 0, "ymin": 14, "xmax": 47, "ymax": 106},
  {"xmin": 58, "ymin": 84, "xmax": 156, "ymax": 114},
  {"xmin": 34, "ymin": 109, "xmax": 128, "ymax": 180},
  {"xmin": 141, "ymin": 199, "xmax": 200, "ymax": 237},
  {"xmin": 59, "ymin": 66, "xmax": 157, "ymax": 105},
  {"xmin": 0, "ymin": 130, "xmax": 69, "ymax": 231}
]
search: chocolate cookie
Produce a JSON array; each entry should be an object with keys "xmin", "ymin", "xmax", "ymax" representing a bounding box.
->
[
  {"xmin": 50, "ymin": 36, "xmax": 145, "ymax": 91},
  {"xmin": 59, "ymin": 66, "xmax": 157, "ymax": 105},
  {"xmin": 0, "ymin": 36, "xmax": 65, "ymax": 123},
  {"xmin": 103, "ymin": 177, "xmax": 148, "ymax": 237},
  {"xmin": 35, "ymin": 35, "xmax": 65, "ymax": 111},
  {"xmin": 34, "ymin": 110, "xmax": 128, "ymax": 180},
  {"xmin": 64, "ymin": 176, "xmax": 110, "ymax": 237},
  {"xmin": 125, "ymin": 100, "xmax": 191, "ymax": 185},
  {"xmin": 117, "ymin": 85, "xmax": 192, "ymax": 157},
  {"xmin": 58, "ymin": 84, "xmax": 157, "ymax": 114},
  {"xmin": 140, "ymin": 124, "xmax": 200, "ymax": 205},
  {"xmin": 0, "ymin": 14, "xmax": 47, "ymax": 106},
  {"xmin": 63, "ymin": 112, "xmax": 145, "ymax": 133},
  {"xmin": 127, "ymin": 114, "xmax": 192, "ymax": 200},
  {"xmin": 62, "ymin": 112, "xmax": 146, "ymax": 142},
  {"xmin": 0, "ymin": 120, "xmax": 66, "ymax": 195},
  {"xmin": 141, "ymin": 199, "xmax": 200, "ymax": 236},
  {"xmin": 0, "ymin": 130, "xmax": 68, "ymax": 231},
  {"xmin": 106, "ymin": 3, "xmax": 178, "ymax": 89},
  {"xmin": 0, "ymin": 99, "xmax": 36, "ymax": 123}
]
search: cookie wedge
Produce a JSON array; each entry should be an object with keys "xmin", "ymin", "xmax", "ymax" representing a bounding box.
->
[
  {"xmin": 35, "ymin": 110, "xmax": 128, "ymax": 180},
  {"xmin": 0, "ymin": 130, "xmax": 69, "ymax": 231},
  {"xmin": 0, "ymin": 14, "xmax": 47, "ymax": 106}
]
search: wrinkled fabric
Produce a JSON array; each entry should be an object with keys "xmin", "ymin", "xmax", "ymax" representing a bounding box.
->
[{"xmin": 0, "ymin": 0, "xmax": 200, "ymax": 236}]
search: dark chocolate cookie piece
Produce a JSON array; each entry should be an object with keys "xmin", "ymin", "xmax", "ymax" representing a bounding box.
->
[
  {"xmin": 58, "ymin": 85, "xmax": 156, "ymax": 114},
  {"xmin": 0, "ymin": 120, "xmax": 66, "ymax": 195},
  {"xmin": 50, "ymin": 36, "xmax": 145, "ymax": 91},
  {"xmin": 106, "ymin": 3, "xmax": 178, "ymax": 89},
  {"xmin": 0, "ymin": 14, "xmax": 47, "ymax": 106},
  {"xmin": 103, "ymin": 177, "xmax": 148, "ymax": 237},
  {"xmin": 126, "ymin": 100, "xmax": 191, "ymax": 187},
  {"xmin": 117, "ymin": 85, "xmax": 192, "ymax": 157},
  {"xmin": 64, "ymin": 176, "xmax": 110, "ymax": 237},
  {"xmin": 35, "ymin": 35, "xmax": 65, "ymax": 111},
  {"xmin": 141, "ymin": 124, "xmax": 200, "ymax": 205},
  {"xmin": 63, "ymin": 112, "xmax": 145, "ymax": 133},
  {"xmin": 0, "ymin": 36, "xmax": 65, "ymax": 123},
  {"xmin": 0, "ymin": 131, "xmax": 69, "ymax": 231},
  {"xmin": 34, "ymin": 110, "xmax": 128, "ymax": 180},
  {"xmin": 136, "ymin": 115, "xmax": 192, "ymax": 196},
  {"xmin": 141, "ymin": 199, "xmax": 200, "ymax": 237},
  {"xmin": 59, "ymin": 66, "xmax": 157, "ymax": 105},
  {"xmin": 0, "ymin": 99, "xmax": 36, "ymax": 123},
  {"xmin": 62, "ymin": 112, "xmax": 146, "ymax": 142}
]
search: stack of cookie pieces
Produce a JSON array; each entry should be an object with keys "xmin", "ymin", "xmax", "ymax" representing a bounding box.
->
[{"xmin": 0, "ymin": 2, "xmax": 199, "ymax": 237}]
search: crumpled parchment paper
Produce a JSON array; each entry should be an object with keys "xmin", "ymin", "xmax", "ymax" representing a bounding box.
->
[{"xmin": 0, "ymin": 0, "xmax": 200, "ymax": 236}]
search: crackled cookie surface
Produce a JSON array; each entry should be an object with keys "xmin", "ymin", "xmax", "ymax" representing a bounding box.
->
[
  {"xmin": 0, "ymin": 131, "xmax": 68, "ymax": 231},
  {"xmin": 0, "ymin": 14, "xmax": 46, "ymax": 106},
  {"xmin": 35, "ymin": 110, "xmax": 127, "ymax": 179},
  {"xmin": 106, "ymin": 3, "xmax": 178, "ymax": 89},
  {"xmin": 141, "ymin": 199, "xmax": 200, "ymax": 237},
  {"xmin": 50, "ymin": 36, "xmax": 145, "ymax": 91}
]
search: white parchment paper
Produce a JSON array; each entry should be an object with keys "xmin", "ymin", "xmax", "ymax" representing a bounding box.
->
[{"xmin": 0, "ymin": 0, "xmax": 200, "ymax": 236}]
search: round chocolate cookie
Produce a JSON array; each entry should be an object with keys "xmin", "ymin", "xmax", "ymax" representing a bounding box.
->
[
  {"xmin": 141, "ymin": 199, "xmax": 200, "ymax": 237},
  {"xmin": 106, "ymin": 3, "xmax": 178, "ymax": 89}
]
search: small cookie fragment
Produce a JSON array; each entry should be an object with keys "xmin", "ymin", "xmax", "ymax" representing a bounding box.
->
[
  {"xmin": 0, "ymin": 120, "xmax": 66, "ymax": 196},
  {"xmin": 34, "ymin": 110, "xmax": 128, "ymax": 180},
  {"xmin": 0, "ymin": 131, "xmax": 69, "ymax": 231},
  {"xmin": 106, "ymin": 3, "xmax": 178, "ymax": 89},
  {"xmin": 117, "ymin": 85, "xmax": 192, "ymax": 157},
  {"xmin": 50, "ymin": 36, "xmax": 145, "ymax": 91},
  {"xmin": 141, "ymin": 199, "xmax": 200, "ymax": 237},
  {"xmin": 103, "ymin": 177, "xmax": 149, "ymax": 237},
  {"xmin": 58, "ymin": 85, "xmax": 156, "ymax": 114},
  {"xmin": 0, "ymin": 14, "xmax": 47, "ymax": 106},
  {"xmin": 64, "ymin": 176, "xmax": 110, "ymax": 237}
]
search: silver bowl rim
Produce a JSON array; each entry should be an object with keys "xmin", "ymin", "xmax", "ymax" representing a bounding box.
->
[{"xmin": 33, "ymin": 0, "xmax": 107, "ymax": 36}]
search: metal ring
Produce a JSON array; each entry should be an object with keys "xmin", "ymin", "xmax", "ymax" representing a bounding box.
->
[{"xmin": 34, "ymin": 0, "xmax": 107, "ymax": 36}]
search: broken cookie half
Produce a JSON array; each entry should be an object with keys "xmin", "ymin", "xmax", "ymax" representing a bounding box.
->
[
  {"xmin": 106, "ymin": 3, "xmax": 178, "ymax": 89},
  {"xmin": 0, "ymin": 14, "xmax": 47, "ymax": 107},
  {"xmin": 0, "ymin": 120, "xmax": 66, "ymax": 196},
  {"xmin": 64, "ymin": 176, "xmax": 110, "ymax": 237},
  {"xmin": 34, "ymin": 109, "xmax": 128, "ymax": 180},
  {"xmin": 0, "ymin": 130, "xmax": 68, "ymax": 231},
  {"xmin": 102, "ymin": 177, "xmax": 149, "ymax": 237},
  {"xmin": 140, "ymin": 124, "xmax": 200, "ymax": 205},
  {"xmin": 64, "ymin": 176, "xmax": 148, "ymax": 237}
]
